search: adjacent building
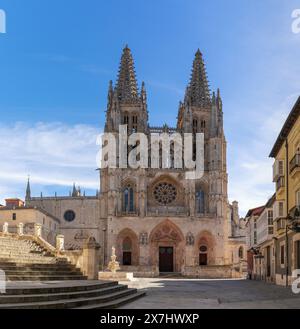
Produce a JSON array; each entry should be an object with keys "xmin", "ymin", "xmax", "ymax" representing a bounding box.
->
[
  {"xmin": 246, "ymin": 97, "xmax": 300, "ymax": 286},
  {"xmin": 269, "ymin": 97, "xmax": 300, "ymax": 286}
]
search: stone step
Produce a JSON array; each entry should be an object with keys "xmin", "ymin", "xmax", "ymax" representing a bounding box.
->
[
  {"xmin": 4, "ymin": 270, "xmax": 82, "ymax": 276},
  {"xmin": 0, "ymin": 264, "xmax": 75, "ymax": 270},
  {"xmin": 0, "ymin": 253, "xmax": 51, "ymax": 258},
  {"xmin": 0, "ymin": 256, "xmax": 55, "ymax": 262},
  {"xmin": 6, "ymin": 275, "xmax": 87, "ymax": 281},
  {"xmin": 75, "ymin": 291, "xmax": 146, "ymax": 309},
  {"xmin": 0, "ymin": 285, "xmax": 128, "ymax": 304},
  {"xmin": 0, "ymin": 246, "xmax": 42, "ymax": 250},
  {"xmin": 0, "ymin": 266, "xmax": 81, "ymax": 272},
  {"xmin": 5, "ymin": 281, "xmax": 117, "ymax": 295},
  {"xmin": 0, "ymin": 288, "xmax": 139, "ymax": 309},
  {"xmin": 0, "ymin": 259, "xmax": 68, "ymax": 265}
]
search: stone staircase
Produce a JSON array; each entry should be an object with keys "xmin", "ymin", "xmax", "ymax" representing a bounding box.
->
[
  {"xmin": 0, "ymin": 281, "xmax": 145, "ymax": 309},
  {"xmin": 0, "ymin": 234, "xmax": 145, "ymax": 308},
  {"xmin": 0, "ymin": 235, "xmax": 86, "ymax": 281}
]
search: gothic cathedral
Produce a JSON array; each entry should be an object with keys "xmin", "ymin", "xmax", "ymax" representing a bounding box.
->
[
  {"xmin": 27, "ymin": 46, "xmax": 246, "ymax": 277},
  {"xmin": 99, "ymin": 46, "xmax": 245, "ymax": 277}
]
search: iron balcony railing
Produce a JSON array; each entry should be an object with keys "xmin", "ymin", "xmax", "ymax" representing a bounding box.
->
[{"xmin": 290, "ymin": 154, "xmax": 300, "ymax": 173}]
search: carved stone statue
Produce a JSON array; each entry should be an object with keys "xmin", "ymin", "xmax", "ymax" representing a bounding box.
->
[
  {"xmin": 107, "ymin": 246, "xmax": 120, "ymax": 273},
  {"xmin": 139, "ymin": 232, "xmax": 148, "ymax": 245},
  {"xmin": 186, "ymin": 232, "xmax": 195, "ymax": 246}
]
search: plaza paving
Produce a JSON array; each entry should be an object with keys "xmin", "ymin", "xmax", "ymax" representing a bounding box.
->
[{"xmin": 119, "ymin": 277, "xmax": 300, "ymax": 309}]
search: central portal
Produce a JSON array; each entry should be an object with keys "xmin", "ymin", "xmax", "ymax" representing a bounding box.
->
[{"xmin": 159, "ymin": 247, "xmax": 174, "ymax": 272}]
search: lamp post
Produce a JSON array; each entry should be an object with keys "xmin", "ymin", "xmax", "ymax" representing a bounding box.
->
[
  {"xmin": 285, "ymin": 208, "xmax": 300, "ymax": 287},
  {"xmin": 102, "ymin": 227, "xmax": 107, "ymax": 271}
]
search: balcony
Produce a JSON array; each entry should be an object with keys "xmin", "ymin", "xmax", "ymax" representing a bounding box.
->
[
  {"xmin": 273, "ymin": 160, "xmax": 284, "ymax": 182},
  {"xmin": 276, "ymin": 176, "xmax": 285, "ymax": 192},
  {"xmin": 290, "ymin": 154, "xmax": 300, "ymax": 176},
  {"xmin": 276, "ymin": 218, "xmax": 286, "ymax": 233}
]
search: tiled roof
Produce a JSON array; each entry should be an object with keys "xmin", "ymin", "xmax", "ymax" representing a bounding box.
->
[{"xmin": 246, "ymin": 206, "xmax": 265, "ymax": 218}]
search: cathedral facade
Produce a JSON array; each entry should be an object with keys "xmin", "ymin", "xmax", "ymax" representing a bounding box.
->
[{"xmin": 27, "ymin": 46, "xmax": 246, "ymax": 277}]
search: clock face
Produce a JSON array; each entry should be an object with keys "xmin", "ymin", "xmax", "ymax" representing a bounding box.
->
[{"xmin": 64, "ymin": 210, "xmax": 76, "ymax": 222}]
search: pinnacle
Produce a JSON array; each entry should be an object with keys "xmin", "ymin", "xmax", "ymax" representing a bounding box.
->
[
  {"xmin": 186, "ymin": 49, "xmax": 211, "ymax": 108},
  {"xmin": 116, "ymin": 46, "xmax": 139, "ymax": 103}
]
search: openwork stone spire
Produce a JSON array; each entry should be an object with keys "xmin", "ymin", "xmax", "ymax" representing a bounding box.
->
[
  {"xmin": 187, "ymin": 49, "xmax": 211, "ymax": 107},
  {"xmin": 116, "ymin": 45, "xmax": 139, "ymax": 103},
  {"xmin": 25, "ymin": 176, "xmax": 31, "ymax": 201}
]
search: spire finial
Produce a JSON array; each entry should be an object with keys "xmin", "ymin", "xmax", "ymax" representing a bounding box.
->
[
  {"xmin": 25, "ymin": 175, "xmax": 31, "ymax": 201},
  {"xmin": 116, "ymin": 46, "xmax": 139, "ymax": 103},
  {"xmin": 185, "ymin": 49, "xmax": 211, "ymax": 108},
  {"xmin": 72, "ymin": 183, "xmax": 77, "ymax": 197}
]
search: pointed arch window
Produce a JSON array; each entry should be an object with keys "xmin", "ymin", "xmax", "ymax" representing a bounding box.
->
[
  {"xmin": 123, "ymin": 114, "xmax": 129, "ymax": 125},
  {"xmin": 123, "ymin": 186, "xmax": 135, "ymax": 213},
  {"xmin": 200, "ymin": 120, "xmax": 206, "ymax": 131},
  {"xmin": 196, "ymin": 190, "xmax": 205, "ymax": 214},
  {"xmin": 122, "ymin": 237, "xmax": 132, "ymax": 265},
  {"xmin": 132, "ymin": 115, "xmax": 138, "ymax": 133},
  {"xmin": 193, "ymin": 119, "xmax": 198, "ymax": 133}
]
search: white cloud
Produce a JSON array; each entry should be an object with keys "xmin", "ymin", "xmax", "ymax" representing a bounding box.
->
[
  {"xmin": 228, "ymin": 93, "xmax": 299, "ymax": 216},
  {"xmin": 0, "ymin": 122, "xmax": 102, "ymax": 204}
]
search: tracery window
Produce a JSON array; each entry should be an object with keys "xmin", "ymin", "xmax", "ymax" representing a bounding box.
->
[
  {"xmin": 132, "ymin": 115, "xmax": 138, "ymax": 132},
  {"xmin": 123, "ymin": 186, "xmax": 134, "ymax": 212},
  {"xmin": 153, "ymin": 182, "xmax": 177, "ymax": 206},
  {"xmin": 196, "ymin": 190, "xmax": 205, "ymax": 214},
  {"xmin": 193, "ymin": 119, "xmax": 198, "ymax": 133}
]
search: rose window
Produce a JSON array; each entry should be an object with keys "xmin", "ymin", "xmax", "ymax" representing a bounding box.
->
[{"xmin": 153, "ymin": 182, "xmax": 177, "ymax": 205}]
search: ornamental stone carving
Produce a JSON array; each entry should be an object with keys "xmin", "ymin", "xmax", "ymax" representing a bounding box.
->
[
  {"xmin": 186, "ymin": 232, "xmax": 195, "ymax": 246},
  {"xmin": 139, "ymin": 232, "xmax": 148, "ymax": 245}
]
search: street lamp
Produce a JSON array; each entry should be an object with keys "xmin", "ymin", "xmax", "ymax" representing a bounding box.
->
[{"xmin": 102, "ymin": 227, "xmax": 107, "ymax": 271}]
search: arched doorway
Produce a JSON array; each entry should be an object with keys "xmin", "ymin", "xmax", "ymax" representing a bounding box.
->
[
  {"xmin": 195, "ymin": 231, "xmax": 215, "ymax": 266},
  {"xmin": 122, "ymin": 237, "xmax": 133, "ymax": 265},
  {"xmin": 149, "ymin": 220, "xmax": 184, "ymax": 273},
  {"xmin": 116, "ymin": 229, "xmax": 139, "ymax": 266},
  {"xmin": 199, "ymin": 245, "xmax": 208, "ymax": 265}
]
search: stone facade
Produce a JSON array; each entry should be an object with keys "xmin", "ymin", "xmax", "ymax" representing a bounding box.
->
[
  {"xmin": 23, "ymin": 46, "xmax": 246, "ymax": 278},
  {"xmin": 100, "ymin": 46, "xmax": 246, "ymax": 277}
]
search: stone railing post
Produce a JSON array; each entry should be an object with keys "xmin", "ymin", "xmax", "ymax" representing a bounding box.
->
[
  {"xmin": 2, "ymin": 222, "xmax": 8, "ymax": 234},
  {"xmin": 34, "ymin": 223, "xmax": 42, "ymax": 238},
  {"xmin": 56, "ymin": 235, "xmax": 65, "ymax": 252},
  {"xmin": 17, "ymin": 223, "xmax": 24, "ymax": 236},
  {"xmin": 82, "ymin": 237, "xmax": 100, "ymax": 280}
]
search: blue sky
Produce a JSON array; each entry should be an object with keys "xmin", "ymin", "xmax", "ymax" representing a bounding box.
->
[{"xmin": 1, "ymin": 0, "xmax": 300, "ymax": 215}]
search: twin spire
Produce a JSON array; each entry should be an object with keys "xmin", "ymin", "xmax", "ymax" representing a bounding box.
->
[{"xmin": 113, "ymin": 46, "xmax": 212, "ymax": 108}]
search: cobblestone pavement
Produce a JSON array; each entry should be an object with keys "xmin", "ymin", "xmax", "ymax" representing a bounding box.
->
[{"xmin": 119, "ymin": 278, "xmax": 300, "ymax": 309}]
